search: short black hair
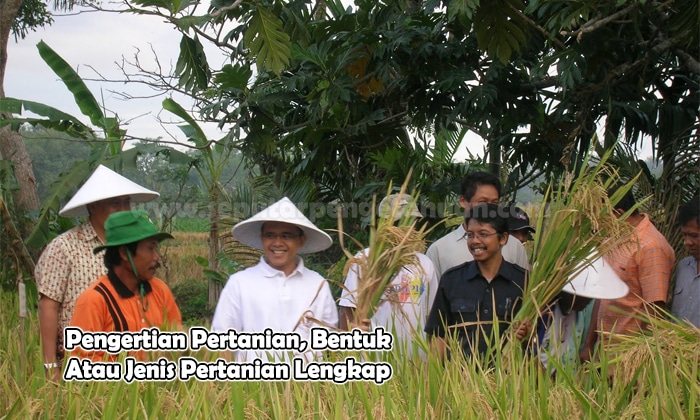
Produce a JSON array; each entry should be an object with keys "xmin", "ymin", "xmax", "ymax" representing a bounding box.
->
[
  {"xmin": 103, "ymin": 242, "xmax": 139, "ymax": 271},
  {"xmin": 464, "ymin": 203, "xmax": 509, "ymax": 234},
  {"xmin": 460, "ymin": 171, "xmax": 502, "ymax": 202},
  {"xmin": 260, "ymin": 222, "xmax": 305, "ymax": 236},
  {"xmin": 606, "ymin": 182, "xmax": 639, "ymax": 216},
  {"xmin": 678, "ymin": 198, "xmax": 700, "ymax": 227}
]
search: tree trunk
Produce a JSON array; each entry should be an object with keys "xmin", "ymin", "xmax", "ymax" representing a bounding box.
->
[
  {"xmin": 0, "ymin": 0, "xmax": 41, "ymax": 240},
  {"xmin": 207, "ymin": 186, "xmax": 222, "ymax": 308}
]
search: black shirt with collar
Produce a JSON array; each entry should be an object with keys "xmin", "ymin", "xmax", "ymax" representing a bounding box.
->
[{"xmin": 424, "ymin": 258, "xmax": 526, "ymax": 358}]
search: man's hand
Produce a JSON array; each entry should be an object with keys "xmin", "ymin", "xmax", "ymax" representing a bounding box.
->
[
  {"xmin": 513, "ymin": 319, "xmax": 532, "ymax": 342},
  {"xmin": 348, "ymin": 318, "xmax": 371, "ymax": 332}
]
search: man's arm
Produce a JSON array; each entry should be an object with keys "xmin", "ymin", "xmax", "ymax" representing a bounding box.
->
[{"xmin": 38, "ymin": 295, "xmax": 62, "ymax": 381}]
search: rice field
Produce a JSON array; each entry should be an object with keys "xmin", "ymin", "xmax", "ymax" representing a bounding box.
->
[
  {"xmin": 2, "ymin": 159, "xmax": 697, "ymax": 418},
  {"xmin": 158, "ymin": 232, "xmax": 209, "ymax": 286},
  {"xmin": 1, "ymin": 287, "xmax": 697, "ymax": 419}
]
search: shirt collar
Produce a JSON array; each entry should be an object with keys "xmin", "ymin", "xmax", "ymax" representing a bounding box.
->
[
  {"xmin": 259, "ymin": 255, "xmax": 306, "ymax": 277},
  {"xmin": 456, "ymin": 224, "xmax": 467, "ymax": 242},
  {"xmin": 463, "ymin": 259, "xmax": 521, "ymax": 283},
  {"xmin": 77, "ymin": 220, "xmax": 100, "ymax": 243}
]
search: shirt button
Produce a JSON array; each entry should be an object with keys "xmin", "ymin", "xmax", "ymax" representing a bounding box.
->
[{"xmin": 483, "ymin": 309, "xmax": 489, "ymax": 314}]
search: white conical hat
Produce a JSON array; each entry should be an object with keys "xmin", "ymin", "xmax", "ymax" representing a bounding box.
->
[
  {"xmin": 562, "ymin": 255, "xmax": 629, "ymax": 300},
  {"xmin": 232, "ymin": 197, "xmax": 332, "ymax": 254},
  {"xmin": 59, "ymin": 165, "xmax": 160, "ymax": 217}
]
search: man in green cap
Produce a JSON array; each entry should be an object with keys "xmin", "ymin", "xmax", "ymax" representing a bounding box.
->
[{"xmin": 68, "ymin": 210, "xmax": 182, "ymax": 362}]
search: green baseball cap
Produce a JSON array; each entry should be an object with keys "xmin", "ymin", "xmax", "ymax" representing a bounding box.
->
[{"xmin": 93, "ymin": 210, "xmax": 173, "ymax": 254}]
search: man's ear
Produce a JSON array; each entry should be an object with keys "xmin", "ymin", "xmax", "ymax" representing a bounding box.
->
[
  {"xmin": 458, "ymin": 195, "xmax": 468, "ymax": 211},
  {"xmin": 499, "ymin": 232, "xmax": 509, "ymax": 246},
  {"xmin": 118, "ymin": 246, "xmax": 129, "ymax": 262}
]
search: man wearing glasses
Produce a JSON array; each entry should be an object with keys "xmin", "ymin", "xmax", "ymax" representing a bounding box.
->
[
  {"xmin": 425, "ymin": 203, "xmax": 529, "ymax": 359},
  {"xmin": 211, "ymin": 197, "xmax": 338, "ymax": 362}
]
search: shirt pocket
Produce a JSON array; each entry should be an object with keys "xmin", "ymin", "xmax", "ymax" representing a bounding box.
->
[
  {"xmin": 451, "ymin": 298, "xmax": 480, "ymax": 329},
  {"xmin": 496, "ymin": 297, "xmax": 516, "ymax": 320}
]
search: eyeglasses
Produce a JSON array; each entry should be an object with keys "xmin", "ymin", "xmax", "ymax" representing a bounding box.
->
[
  {"xmin": 463, "ymin": 232, "xmax": 500, "ymax": 240},
  {"xmin": 262, "ymin": 232, "xmax": 301, "ymax": 241}
]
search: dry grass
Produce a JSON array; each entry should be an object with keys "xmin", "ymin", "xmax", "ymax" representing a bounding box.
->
[{"xmin": 159, "ymin": 232, "xmax": 209, "ymax": 285}]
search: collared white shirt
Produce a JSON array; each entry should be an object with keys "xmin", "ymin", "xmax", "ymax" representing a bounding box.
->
[
  {"xmin": 211, "ymin": 256, "xmax": 338, "ymax": 362},
  {"xmin": 426, "ymin": 224, "xmax": 530, "ymax": 276}
]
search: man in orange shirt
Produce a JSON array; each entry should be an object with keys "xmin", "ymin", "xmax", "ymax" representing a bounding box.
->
[
  {"xmin": 36, "ymin": 165, "xmax": 159, "ymax": 380},
  {"xmin": 68, "ymin": 210, "xmax": 182, "ymax": 362},
  {"xmin": 591, "ymin": 184, "xmax": 675, "ymax": 341}
]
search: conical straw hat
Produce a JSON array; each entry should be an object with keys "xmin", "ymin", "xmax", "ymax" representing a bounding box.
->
[
  {"xmin": 232, "ymin": 197, "xmax": 332, "ymax": 254},
  {"xmin": 562, "ymin": 255, "xmax": 629, "ymax": 299},
  {"xmin": 59, "ymin": 165, "xmax": 160, "ymax": 217}
]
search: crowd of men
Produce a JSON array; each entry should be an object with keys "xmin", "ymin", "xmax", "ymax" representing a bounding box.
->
[{"xmin": 36, "ymin": 165, "xmax": 700, "ymax": 380}]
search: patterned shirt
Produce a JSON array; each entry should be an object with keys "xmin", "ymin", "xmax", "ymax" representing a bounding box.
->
[
  {"xmin": 35, "ymin": 221, "xmax": 106, "ymax": 353},
  {"xmin": 599, "ymin": 214, "xmax": 675, "ymax": 335},
  {"xmin": 339, "ymin": 249, "xmax": 439, "ymax": 358}
]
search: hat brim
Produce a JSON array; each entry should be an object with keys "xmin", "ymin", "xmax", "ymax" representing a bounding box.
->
[
  {"xmin": 562, "ymin": 257, "xmax": 629, "ymax": 299},
  {"xmin": 232, "ymin": 220, "xmax": 331, "ymax": 254},
  {"xmin": 59, "ymin": 165, "xmax": 160, "ymax": 217},
  {"xmin": 93, "ymin": 232, "xmax": 174, "ymax": 254},
  {"xmin": 509, "ymin": 223, "xmax": 536, "ymax": 233}
]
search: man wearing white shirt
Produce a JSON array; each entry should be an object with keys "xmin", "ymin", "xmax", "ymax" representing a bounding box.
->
[
  {"xmin": 426, "ymin": 171, "xmax": 529, "ymax": 275},
  {"xmin": 211, "ymin": 197, "xmax": 338, "ymax": 362},
  {"xmin": 339, "ymin": 194, "xmax": 439, "ymax": 359}
]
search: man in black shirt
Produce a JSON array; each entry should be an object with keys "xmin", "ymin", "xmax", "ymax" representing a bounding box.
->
[{"xmin": 425, "ymin": 203, "xmax": 528, "ymax": 358}]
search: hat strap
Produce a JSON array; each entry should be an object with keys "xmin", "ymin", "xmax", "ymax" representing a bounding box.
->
[{"xmin": 126, "ymin": 248, "xmax": 150, "ymax": 313}]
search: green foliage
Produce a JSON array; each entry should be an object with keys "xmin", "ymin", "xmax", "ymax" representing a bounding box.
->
[
  {"xmin": 473, "ymin": 0, "xmax": 528, "ymax": 64},
  {"xmin": 22, "ymin": 127, "xmax": 92, "ymax": 200},
  {"xmin": 170, "ymin": 278, "xmax": 212, "ymax": 324},
  {"xmin": 11, "ymin": 0, "xmax": 53, "ymax": 41},
  {"xmin": 175, "ymin": 34, "xmax": 211, "ymax": 92},
  {"xmin": 172, "ymin": 217, "xmax": 208, "ymax": 232},
  {"xmin": 244, "ymin": 7, "xmax": 292, "ymax": 75}
]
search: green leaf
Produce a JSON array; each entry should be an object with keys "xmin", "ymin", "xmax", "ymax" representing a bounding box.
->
[
  {"xmin": 0, "ymin": 98, "xmax": 92, "ymax": 136},
  {"xmin": 214, "ymin": 64, "xmax": 252, "ymax": 91},
  {"xmin": 175, "ymin": 34, "xmax": 211, "ymax": 91},
  {"xmin": 243, "ymin": 7, "xmax": 291, "ymax": 75},
  {"xmin": 36, "ymin": 41, "xmax": 106, "ymax": 129},
  {"xmin": 173, "ymin": 15, "xmax": 210, "ymax": 31},
  {"xmin": 162, "ymin": 98, "xmax": 208, "ymax": 147}
]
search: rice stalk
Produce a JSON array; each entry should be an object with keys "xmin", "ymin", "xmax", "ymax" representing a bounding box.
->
[
  {"xmin": 510, "ymin": 147, "xmax": 638, "ymax": 338},
  {"xmin": 335, "ymin": 170, "xmax": 431, "ymax": 325}
]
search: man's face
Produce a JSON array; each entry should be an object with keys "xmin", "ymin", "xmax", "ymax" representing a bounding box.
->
[
  {"xmin": 261, "ymin": 221, "xmax": 306, "ymax": 275},
  {"xmin": 509, "ymin": 229, "xmax": 530, "ymax": 244},
  {"xmin": 681, "ymin": 219, "xmax": 700, "ymax": 260},
  {"xmin": 459, "ymin": 185, "xmax": 499, "ymax": 211},
  {"xmin": 466, "ymin": 219, "xmax": 507, "ymax": 263},
  {"xmin": 128, "ymin": 238, "xmax": 161, "ymax": 281},
  {"xmin": 90, "ymin": 196, "xmax": 131, "ymax": 226}
]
